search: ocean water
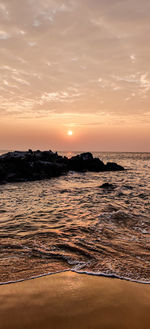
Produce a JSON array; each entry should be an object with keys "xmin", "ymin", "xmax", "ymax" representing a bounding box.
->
[{"xmin": 0, "ymin": 151, "xmax": 149, "ymax": 284}]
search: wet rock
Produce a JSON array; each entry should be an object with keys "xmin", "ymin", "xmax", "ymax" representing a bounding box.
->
[
  {"xmin": 0, "ymin": 150, "xmax": 68, "ymax": 183},
  {"xmin": 105, "ymin": 162, "xmax": 124, "ymax": 171},
  {"xmin": 69, "ymin": 152, "xmax": 105, "ymax": 172},
  {"xmin": 99, "ymin": 183, "xmax": 116, "ymax": 189},
  {"xmin": 0, "ymin": 150, "xmax": 125, "ymax": 184},
  {"xmin": 124, "ymin": 185, "xmax": 133, "ymax": 190}
]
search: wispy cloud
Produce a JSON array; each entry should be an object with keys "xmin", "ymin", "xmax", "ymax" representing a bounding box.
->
[
  {"xmin": 130, "ymin": 54, "xmax": 136, "ymax": 64},
  {"xmin": 0, "ymin": 30, "xmax": 10, "ymax": 39},
  {"xmin": 0, "ymin": 3, "xmax": 9, "ymax": 20},
  {"xmin": 0, "ymin": 0, "xmax": 150, "ymax": 124}
]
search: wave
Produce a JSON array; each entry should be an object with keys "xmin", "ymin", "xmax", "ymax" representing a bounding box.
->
[
  {"xmin": 0, "ymin": 269, "xmax": 150, "ymax": 286},
  {"xmin": 0, "ymin": 152, "xmax": 149, "ymax": 287}
]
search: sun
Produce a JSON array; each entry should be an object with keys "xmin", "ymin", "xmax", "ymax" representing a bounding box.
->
[{"xmin": 67, "ymin": 130, "xmax": 73, "ymax": 136}]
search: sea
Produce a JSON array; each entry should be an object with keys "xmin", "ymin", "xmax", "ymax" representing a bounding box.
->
[{"xmin": 0, "ymin": 151, "xmax": 149, "ymax": 284}]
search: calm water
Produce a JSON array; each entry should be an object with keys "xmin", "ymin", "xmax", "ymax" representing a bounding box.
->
[{"xmin": 0, "ymin": 152, "xmax": 149, "ymax": 283}]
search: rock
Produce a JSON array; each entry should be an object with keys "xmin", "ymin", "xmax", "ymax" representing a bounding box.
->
[
  {"xmin": 105, "ymin": 162, "xmax": 124, "ymax": 171},
  {"xmin": 0, "ymin": 150, "xmax": 125, "ymax": 184},
  {"xmin": 69, "ymin": 152, "xmax": 105, "ymax": 172},
  {"xmin": 0, "ymin": 150, "xmax": 68, "ymax": 183},
  {"xmin": 99, "ymin": 183, "xmax": 116, "ymax": 189}
]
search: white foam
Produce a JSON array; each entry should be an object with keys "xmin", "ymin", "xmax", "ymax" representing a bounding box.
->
[
  {"xmin": 0, "ymin": 269, "xmax": 150, "ymax": 286},
  {"xmin": 72, "ymin": 270, "xmax": 150, "ymax": 284}
]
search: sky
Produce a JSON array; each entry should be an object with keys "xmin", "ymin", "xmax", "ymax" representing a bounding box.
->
[{"xmin": 0, "ymin": 0, "xmax": 150, "ymax": 151}]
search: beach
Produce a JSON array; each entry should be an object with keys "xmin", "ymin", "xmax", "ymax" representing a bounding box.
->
[
  {"xmin": 1, "ymin": 0, "xmax": 150, "ymax": 327},
  {"xmin": 0, "ymin": 271, "xmax": 150, "ymax": 329}
]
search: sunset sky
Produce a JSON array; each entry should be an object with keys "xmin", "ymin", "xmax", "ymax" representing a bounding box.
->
[{"xmin": 0, "ymin": 0, "xmax": 150, "ymax": 151}]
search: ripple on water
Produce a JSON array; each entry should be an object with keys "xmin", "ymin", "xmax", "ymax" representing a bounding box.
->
[{"xmin": 0, "ymin": 152, "xmax": 149, "ymax": 283}]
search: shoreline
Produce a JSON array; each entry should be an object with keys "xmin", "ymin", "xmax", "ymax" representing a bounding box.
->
[
  {"xmin": 0, "ymin": 271, "xmax": 150, "ymax": 329},
  {"xmin": 0, "ymin": 269, "xmax": 150, "ymax": 286}
]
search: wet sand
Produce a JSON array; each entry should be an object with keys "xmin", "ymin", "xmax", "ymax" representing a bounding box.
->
[{"xmin": 0, "ymin": 271, "xmax": 150, "ymax": 329}]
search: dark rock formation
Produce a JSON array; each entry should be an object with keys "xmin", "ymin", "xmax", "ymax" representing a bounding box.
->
[
  {"xmin": 0, "ymin": 150, "xmax": 68, "ymax": 184},
  {"xmin": 0, "ymin": 150, "xmax": 125, "ymax": 184},
  {"xmin": 105, "ymin": 162, "xmax": 124, "ymax": 171},
  {"xmin": 99, "ymin": 183, "xmax": 116, "ymax": 189},
  {"xmin": 69, "ymin": 153, "xmax": 124, "ymax": 172},
  {"xmin": 69, "ymin": 152, "xmax": 105, "ymax": 172}
]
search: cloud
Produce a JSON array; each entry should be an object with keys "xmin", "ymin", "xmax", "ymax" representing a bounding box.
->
[
  {"xmin": 28, "ymin": 41, "xmax": 37, "ymax": 47},
  {"xmin": 31, "ymin": 0, "xmax": 76, "ymax": 27},
  {"xmin": 41, "ymin": 89, "xmax": 82, "ymax": 103},
  {"xmin": 130, "ymin": 54, "xmax": 136, "ymax": 64},
  {"xmin": 113, "ymin": 72, "xmax": 150, "ymax": 94},
  {"xmin": 0, "ymin": 30, "xmax": 10, "ymax": 39},
  {"xmin": 0, "ymin": 0, "xmax": 150, "ymax": 123},
  {"xmin": 0, "ymin": 3, "xmax": 9, "ymax": 20},
  {"xmin": 12, "ymin": 76, "xmax": 30, "ymax": 86}
]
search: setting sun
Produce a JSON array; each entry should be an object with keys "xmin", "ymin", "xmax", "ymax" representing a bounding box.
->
[{"xmin": 67, "ymin": 130, "xmax": 73, "ymax": 136}]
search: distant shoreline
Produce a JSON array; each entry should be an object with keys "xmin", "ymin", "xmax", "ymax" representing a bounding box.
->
[{"xmin": 1, "ymin": 150, "xmax": 150, "ymax": 154}]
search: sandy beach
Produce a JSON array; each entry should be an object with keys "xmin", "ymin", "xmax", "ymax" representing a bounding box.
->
[{"xmin": 0, "ymin": 271, "xmax": 150, "ymax": 329}]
